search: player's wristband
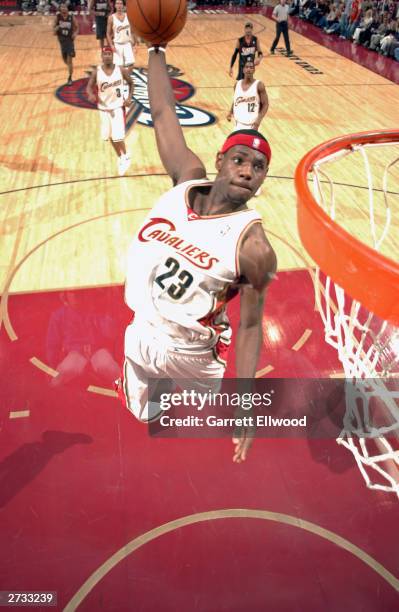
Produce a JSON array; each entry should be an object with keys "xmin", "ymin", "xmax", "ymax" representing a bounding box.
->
[{"xmin": 148, "ymin": 46, "xmax": 166, "ymax": 54}]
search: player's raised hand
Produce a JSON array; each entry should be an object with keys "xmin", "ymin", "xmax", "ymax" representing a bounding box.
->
[{"xmin": 232, "ymin": 405, "xmax": 256, "ymax": 463}]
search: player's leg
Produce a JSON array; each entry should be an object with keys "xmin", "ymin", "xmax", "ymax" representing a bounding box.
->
[
  {"xmin": 123, "ymin": 42, "xmax": 135, "ymax": 69},
  {"xmin": 113, "ymin": 42, "xmax": 123, "ymax": 67},
  {"xmin": 110, "ymin": 107, "xmax": 131, "ymax": 175},
  {"xmin": 95, "ymin": 17, "xmax": 106, "ymax": 49},
  {"xmin": 120, "ymin": 322, "xmax": 171, "ymax": 422}
]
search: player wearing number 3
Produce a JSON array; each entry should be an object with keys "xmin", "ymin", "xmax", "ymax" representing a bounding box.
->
[
  {"xmin": 119, "ymin": 44, "xmax": 277, "ymax": 464},
  {"xmin": 86, "ymin": 46, "xmax": 134, "ymax": 176}
]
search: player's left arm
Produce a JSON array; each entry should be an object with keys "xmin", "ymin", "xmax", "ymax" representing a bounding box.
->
[
  {"xmin": 121, "ymin": 67, "xmax": 134, "ymax": 107},
  {"xmin": 255, "ymin": 38, "xmax": 263, "ymax": 65},
  {"xmin": 227, "ymin": 84, "xmax": 236, "ymax": 121},
  {"xmin": 72, "ymin": 16, "xmax": 79, "ymax": 39},
  {"xmin": 237, "ymin": 223, "xmax": 277, "ymax": 379},
  {"xmin": 232, "ymin": 224, "xmax": 277, "ymax": 463},
  {"xmin": 253, "ymin": 82, "xmax": 269, "ymax": 130}
]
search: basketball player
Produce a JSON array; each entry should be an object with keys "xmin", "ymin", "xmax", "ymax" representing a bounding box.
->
[
  {"xmin": 88, "ymin": 0, "xmax": 111, "ymax": 49},
  {"xmin": 86, "ymin": 46, "xmax": 134, "ymax": 176},
  {"xmin": 106, "ymin": 0, "xmax": 137, "ymax": 68},
  {"xmin": 54, "ymin": 3, "xmax": 78, "ymax": 86},
  {"xmin": 227, "ymin": 59, "xmax": 269, "ymax": 197},
  {"xmin": 119, "ymin": 46, "xmax": 277, "ymax": 463},
  {"xmin": 229, "ymin": 22, "xmax": 263, "ymax": 81},
  {"xmin": 227, "ymin": 60, "xmax": 269, "ymax": 132}
]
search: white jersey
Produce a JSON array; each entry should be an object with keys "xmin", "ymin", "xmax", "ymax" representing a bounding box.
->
[
  {"xmin": 97, "ymin": 64, "xmax": 124, "ymax": 111},
  {"xmin": 125, "ymin": 179, "xmax": 262, "ymax": 351},
  {"xmin": 233, "ymin": 79, "xmax": 260, "ymax": 126},
  {"xmin": 112, "ymin": 13, "xmax": 131, "ymax": 44}
]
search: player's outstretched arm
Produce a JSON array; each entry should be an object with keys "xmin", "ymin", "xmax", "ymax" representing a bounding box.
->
[
  {"xmin": 232, "ymin": 224, "xmax": 277, "ymax": 462},
  {"xmin": 236, "ymin": 224, "xmax": 277, "ymax": 379},
  {"xmin": 148, "ymin": 47, "xmax": 206, "ymax": 185}
]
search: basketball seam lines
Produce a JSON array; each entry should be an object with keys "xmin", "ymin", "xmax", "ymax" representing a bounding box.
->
[
  {"xmin": 135, "ymin": 0, "xmax": 158, "ymax": 34},
  {"xmin": 157, "ymin": 0, "xmax": 182, "ymax": 42}
]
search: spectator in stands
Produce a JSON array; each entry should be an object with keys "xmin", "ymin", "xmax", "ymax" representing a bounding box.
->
[
  {"xmin": 353, "ymin": 8, "xmax": 373, "ymax": 41},
  {"xmin": 369, "ymin": 13, "xmax": 391, "ymax": 49}
]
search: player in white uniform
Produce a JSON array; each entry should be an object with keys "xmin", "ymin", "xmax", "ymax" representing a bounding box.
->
[
  {"xmin": 86, "ymin": 46, "xmax": 134, "ymax": 176},
  {"xmin": 227, "ymin": 59, "xmax": 269, "ymax": 131},
  {"xmin": 107, "ymin": 0, "xmax": 136, "ymax": 68},
  {"xmin": 119, "ymin": 45, "xmax": 277, "ymax": 463}
]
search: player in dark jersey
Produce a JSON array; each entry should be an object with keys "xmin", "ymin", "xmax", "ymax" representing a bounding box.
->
[
  {"xmin": 54, "ymin": 3, "xmax": 78, "ymax": 86},
  {"xmin": 229, "ymin": 22, "xmax": 263, "ymax": 81},
  {"xmin": 88, "ymin": 0, "xmax": 111, "ymax": 49}
]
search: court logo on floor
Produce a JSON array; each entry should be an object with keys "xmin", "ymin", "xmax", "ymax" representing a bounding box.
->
[{"xmin": 55, "ymin": 64, "xmax": 216, "ymax": 131}]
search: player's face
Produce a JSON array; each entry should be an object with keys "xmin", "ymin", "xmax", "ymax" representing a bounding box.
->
[
  {"xmin": 102, "ymin": 49, "xmax": 114, "ymax": 65},
  {"xmin": 245, "ymin": 27, "xmax": 253, "ymax": 37},
  {"xmin": 115, "ymin": 0, "xmax": 123, "ymax": 11},
  {"xmin": 60, "ymin": 5, "xmax": 68, "ymax": 17},
  {"xmin": 215, "ymin": 146, "xmax": 269, "ymax": 205},
  {"xmin": 243, "ymin": 62, "xmax": 255, "ymax": 77}
]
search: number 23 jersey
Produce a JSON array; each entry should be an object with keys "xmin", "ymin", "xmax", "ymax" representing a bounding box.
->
[{"xmin": 125, "ymin": 179, "xmax": 262, "ymax": 350}]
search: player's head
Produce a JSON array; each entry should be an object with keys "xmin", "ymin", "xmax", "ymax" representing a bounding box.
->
[
  {"xmin": 115, "ymin": 0, "xmax": 124, "ymax": 12},
  {"xmin": 245, "ymin": 22, "xmax": 253, "ymax": 36},
  {"xmin": 215, "ymin": 130, "xmax": 271, "ymax": 206},
  {"xmin": 102, "ymin": 46, "xmax": 114, "ymax": 65},
  {"xmin": 59, "ymin": 3, "xmax": 68, "ymax": 17},
  {"xmin": 243, "ymin": 59, "xmax": 255, "ymax": 78}
]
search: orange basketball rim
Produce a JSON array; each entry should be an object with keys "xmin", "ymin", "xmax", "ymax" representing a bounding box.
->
[{"xmin": 295, "ymin": 129, "xmax": 399, "ymax": 326}]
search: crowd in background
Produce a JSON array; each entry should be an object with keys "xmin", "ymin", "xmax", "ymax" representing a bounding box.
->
[
  {"xmin": 14, "ymin": 0, "xmax": 399, "ymax": 62},
  {"xmin": 290, "ymin": 0, "xmax": 399, "ymax": 59}
]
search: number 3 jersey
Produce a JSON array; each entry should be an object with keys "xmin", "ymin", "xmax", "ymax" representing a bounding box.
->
[
  {"xmin": 97, "ymin": 65, "xmax": 124, "ymax": 111},
  {"xmin": 125, "ymin": 179, "xmax": 262, "ymax": 352}
]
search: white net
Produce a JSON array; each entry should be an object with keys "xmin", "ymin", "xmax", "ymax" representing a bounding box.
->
[{"xmin": 310, "ymin": 139, "xmax": 399, "ymax": 496}]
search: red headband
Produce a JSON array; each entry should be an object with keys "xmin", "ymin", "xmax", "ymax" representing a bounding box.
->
[
  {"xmin": 102, "ymin": 46, "xmax": 113, "ymax": 53},
  {"xmin": 220, "ymin": 133, "xmax": 271, "ymax": 163}
]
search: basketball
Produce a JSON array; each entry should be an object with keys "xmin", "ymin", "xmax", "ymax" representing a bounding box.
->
[{"xmin": 126, "ymin": 0, "xmax": 188, "ymax": 45}]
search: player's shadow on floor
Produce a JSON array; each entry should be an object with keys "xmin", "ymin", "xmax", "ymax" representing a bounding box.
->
[{"xmin": 0, "ymin": 430, "xmax": 92, "ymax": 508}]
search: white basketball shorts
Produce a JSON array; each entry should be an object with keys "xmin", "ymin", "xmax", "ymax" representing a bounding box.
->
[
  {"xmin": 234, "ymin": 120, "xmax": 255, "ymax": 131},
  {"xmin": 120, "ymin": 320, "xmax": 226, "ymax": 422},
  {"xmin": 99, "ymin": 106, "xmax": 126, "ymax": 142},
  {"xmin": 114, "ymin": 42, "xmax": 135, "ymax": 67}
]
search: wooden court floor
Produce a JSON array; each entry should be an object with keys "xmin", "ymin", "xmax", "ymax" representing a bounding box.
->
[{"xmin": 0, "ymin": 11, "xmax": 398, "ymax": 296}]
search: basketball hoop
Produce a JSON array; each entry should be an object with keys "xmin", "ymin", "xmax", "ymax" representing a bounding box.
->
[{"xmin": 295, "ymin": 130, "xmax": 399, "ymax": 497}]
